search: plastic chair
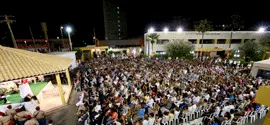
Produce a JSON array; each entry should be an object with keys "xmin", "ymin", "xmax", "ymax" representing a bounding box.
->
[
  {"xmin": 234, "ymin": 118, "xmax": 243, "ymax": 125},
  {"xmin": 249, "ymin": 111, "xmax": 256, "ymax": 123},
  {"xmin": 195, "ymin": 117, "xmax": 204, "ymax": 125}
]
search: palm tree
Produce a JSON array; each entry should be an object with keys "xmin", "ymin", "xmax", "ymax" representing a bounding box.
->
[
  {"xmin": 228, "ymin": 14, "xmax": 244, "ymax": 57},
  {"xmin": 194, "ymin": 19, "xmax": 213, "ymax": 58},
  {"xmin": 146, "ymin": 33, "xmax": 159, "ymax": 55}
]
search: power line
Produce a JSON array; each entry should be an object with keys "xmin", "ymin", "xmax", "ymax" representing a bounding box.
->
[{"xmin": 0, "ymin": 15, "xmax": 17, "ymax": 48}]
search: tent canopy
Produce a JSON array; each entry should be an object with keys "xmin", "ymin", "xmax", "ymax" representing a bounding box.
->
[
  {"xmin": 0, "ymin": 46, "xmax": 73, "ymax": 82},
  {"xmin": 253, "ymin": 59, "xmax": 270, "ymax": 68}
]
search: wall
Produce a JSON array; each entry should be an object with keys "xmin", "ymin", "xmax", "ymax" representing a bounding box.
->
[{"xmin": 144, "ymin": 31, "xmax": 270, "ymax": 55}]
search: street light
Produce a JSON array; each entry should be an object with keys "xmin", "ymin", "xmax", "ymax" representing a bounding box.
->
[
  {"xmin": 258, "ymin": 27, "xmax": 266, "ymax": 33},
  {"xmin": 66, "ymin": 26, "xmax": 72, "ymax": 51},
  {"xmin": 177, "ymin": 27, "xmax": 183, "ymax": 32},
  {"xmin": 163, "ymin": 27, "xmax": 169, "ymax": 33},
  {"xmin": 60, "ymin": 26, "xmax": 64, "ymax": 49},
  {"xmin": 148, "ymin": 27, "xmax": 155, "ymax": 34}
]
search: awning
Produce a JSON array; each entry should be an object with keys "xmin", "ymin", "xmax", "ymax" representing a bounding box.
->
[{"xmin": 0, "ymin": 46, "xmax": 72, "ymax": 82}]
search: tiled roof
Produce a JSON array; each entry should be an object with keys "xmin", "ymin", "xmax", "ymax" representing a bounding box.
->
[{"xmin": 0, "ymin": 46, "xmax": 72, "ymax": 82}]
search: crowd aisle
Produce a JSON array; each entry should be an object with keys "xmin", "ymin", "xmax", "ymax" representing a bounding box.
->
[{"xmin": 74, "ymin": 56, "xmax": 268, "ymax": 125}]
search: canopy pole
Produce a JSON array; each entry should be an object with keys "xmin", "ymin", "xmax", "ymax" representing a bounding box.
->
[
  {"xmin": 55, "ymin": 73, "xmax": 66, "ymax": 104},
  {"xmin": 65, "ymin": 69, "xmax": 71, "ymax": 87}
]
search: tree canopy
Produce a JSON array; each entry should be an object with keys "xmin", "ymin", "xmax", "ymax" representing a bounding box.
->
[
  {"xmin": 239, "ymin": 40, "xmax": 264, "ymax": 61},
  {"xmin": 230, "ymin": 14, "xmax": 244, "ymax": 31},
  {"xmin": 194, "ymin": 19, "xmax": 213, "ymax": 33},
  {"xmin": 165, "ymin": 39, "xmax": 194, "ymax": 59}
]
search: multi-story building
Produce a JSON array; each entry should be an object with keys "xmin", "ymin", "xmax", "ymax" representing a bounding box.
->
[
  {"xmin": 103, "ymin": 0, "xmax": 127, "ymax": 40},
  {"xmin": 144, "ymin": 31, "xmax": 270, "ymax": 57}
]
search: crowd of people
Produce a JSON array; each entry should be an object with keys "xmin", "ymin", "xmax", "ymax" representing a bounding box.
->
[
  {"xmin": 74, "ymin": 56, "xmax": 268, "ymax": 125},
  {"xmin": 0, "ymin": 104, "xmax": 47, "ymax": 125}
]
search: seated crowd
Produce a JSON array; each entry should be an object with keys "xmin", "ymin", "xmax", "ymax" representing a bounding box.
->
[
  {"xmin": 74, "ymin": 56, "xmax": 268, "ymax": 125},
  {"xmin": 0, "ymin": 95, "xmax": 47, "ymax": 125}
]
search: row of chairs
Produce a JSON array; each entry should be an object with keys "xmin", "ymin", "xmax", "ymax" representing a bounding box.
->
[{"xmin": 221, "ymin": 107, "xmax": 268, "ymax": 125}]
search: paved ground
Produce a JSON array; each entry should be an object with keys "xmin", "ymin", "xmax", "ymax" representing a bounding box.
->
[
  {"xmin": 47, "ymin": 89, "xmax": 79, "ymax": 125},
  {"xmin": 245, "ymin": 118, "xmax": 264, "ymax": 125}
]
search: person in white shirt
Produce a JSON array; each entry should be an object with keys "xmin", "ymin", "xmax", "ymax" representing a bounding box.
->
[
  {"xmin": 142, "ymin": 115, "xmax": 149, "ymax": 125},
  {"xmin": 94, "ymin": 102, "xmax": 102, "ymax": 113}
]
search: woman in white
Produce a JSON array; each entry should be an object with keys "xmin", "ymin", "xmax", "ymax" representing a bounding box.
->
[{"xmin": 19, "ymin": 79, "xmax": 33, "ymax": 98}]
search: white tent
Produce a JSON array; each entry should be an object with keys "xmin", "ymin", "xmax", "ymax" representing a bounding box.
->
[{"xmin": 251, "ymin": 59, "xmax": 270, "ymax": 78}]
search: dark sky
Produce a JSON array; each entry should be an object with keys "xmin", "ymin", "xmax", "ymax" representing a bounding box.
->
[{"xmin": 0, "ymin": 0, "xmax": 270, "ymax": 47}]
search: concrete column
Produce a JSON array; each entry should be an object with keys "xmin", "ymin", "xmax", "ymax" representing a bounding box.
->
[
  {"xmin": 214, "ymin": 39, "xmax": 218, "ymax": 44},
  {"xmin": 81, "ymin": 51, "xmax": 85, "ymax": 61},
  {"xmin": 65, "ymin": 69, "xmax": 71, "ymax": 87},
  {"xmin": 55, "ymin": 74, "xmax": 66, "ymax": 104},
  {"xmin": 91, "ymin": 50, "xmax": 94, "ymax": 58},
  {"xmin": 226, "ymin": 39, "xmax": 230, "ymax": 44},
  {"xmin": 196, "ymin": 39, "xmax": 200, "ymax": 44}
]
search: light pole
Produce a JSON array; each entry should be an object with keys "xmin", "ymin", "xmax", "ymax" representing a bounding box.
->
[
  {"xmin": 66, "ymin": 27, "xmax": 72, "ymax": 51},
  {"xmin": 60, "ymin": 26, "xmax": 64, "ymax": 49}
]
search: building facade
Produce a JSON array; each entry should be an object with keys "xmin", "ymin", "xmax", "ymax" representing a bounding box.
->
[
  {"xmin": 16, "ymin": 39, "xmax": 70, "ymax": 52},
  {"xmin": 144, "ymin": 31, "xmax": 270, "ymax": 57},
  {"xmin": 103, "ymin": 0, "xmax": 127, "ymax": 40}
]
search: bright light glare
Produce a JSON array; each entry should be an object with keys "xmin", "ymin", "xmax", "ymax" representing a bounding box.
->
[
  {"xmin": 148, "ymin": 27, "xmax": 155, "ymax": 33},
  {"xmin": 163, "ymin": 27, "xmax": 169, "ymax": 33},
  {"xmin": 177, "ymin": 27, "xmax": 183, "ymax": 32},
  {"xmin": 66, "ymin": 27, "xmax": 72, "ymax": 33},
  {"xmin": 60, "ymin": 26, "xmax": 63, "ymax": 29},
  {"xmin": 258, "ymin": 27, "xmax": 265, "ymax": 33}
]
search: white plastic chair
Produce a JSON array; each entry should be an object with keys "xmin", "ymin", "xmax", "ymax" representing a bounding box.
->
[
  {"xmin": 258, "ymin": 107, "xmax": 267, "ymax": 119},
  {"xmin": 234, "ymin": 118, "xmax": 243, "ymax": 125},
  {"xmin": 195, "ymin": 117, "xmax": 204, "ymax": 125},
  {"xmin": 181, "ymin": 113, "xmax": 189, "ymax": 124},
  {"xmin": 194, "ymin": 107, "xmax": 202, "ymax": 118},
  {"xmin": 248, "ymin": 111, "xmax": 256, "ymax": 123}
]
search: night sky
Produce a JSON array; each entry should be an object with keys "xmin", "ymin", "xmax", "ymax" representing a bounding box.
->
[{"xmin": 0, "ymin": 0, "xmax": 269, "ymax": 47}]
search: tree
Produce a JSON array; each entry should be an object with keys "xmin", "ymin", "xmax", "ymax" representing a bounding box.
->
[
  {"xmin": 229, "ymin": 14, "xmax": 244, "ymax": 49},
  {"xmin": 165, "ymin": 39, "xmax": 195, "ymax": 59},
  {"xmin": 146, "ymin": 33, "xmax": 159, "ymax": 55},
  {"xmin": 239, "ymin": 40, "xmax": 264, "ymax": 61},
  {"xmin": 258, "ymin": 34, "xmax": 270, "ymax": 59},
  {"xmin": 194, "ymin": 19, "xmax": 213, "ymax": 48}
]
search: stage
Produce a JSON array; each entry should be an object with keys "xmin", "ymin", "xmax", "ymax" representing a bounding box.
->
[
  {"xmin": 0, "ymin": 82, "xmax": 48, "ymax": 105},
  {"xmin": 0, "ymin": 81, "xmax": 72, "ymax": 113}
]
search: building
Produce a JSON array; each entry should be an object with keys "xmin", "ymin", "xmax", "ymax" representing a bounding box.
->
[
  {"xmin": 103, "ymin": 0, "xmax": 127, "ymax": 40},
  {"xmin": 144, "ymin": 31, "xmax": 270, "ymax": 57},
  {"xmin": 16, "ymin": 39, "xmax": 70, "ymax": 52},
  {"xmin": 99, "ymin": 38, "xmax": 143, "ymax": 48}
]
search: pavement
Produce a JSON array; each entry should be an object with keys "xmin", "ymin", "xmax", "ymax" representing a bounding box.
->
[
  {"xmin": 47, "ymin": 89, "xmax": 79, "ymax": 125},
  {"xmin": 245, "ymin": 118, "xmax": 264, "ymax": 125}
]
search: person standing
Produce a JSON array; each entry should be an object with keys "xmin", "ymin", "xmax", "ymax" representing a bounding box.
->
[{"xmin": 33, "ymin": 106, "xmax": 46, "ymax": 125}]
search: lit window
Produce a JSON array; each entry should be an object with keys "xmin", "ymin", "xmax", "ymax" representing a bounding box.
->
[
  {"xmin": 117, "ymin": 11, "xmax": 120, "ymax": 14},
  {"xmin": 119, "ymin": 37, "xmax": 121, "ymax": 39},
  {"xmin": 118, "ymin": 25, "xmax": 120, "ymax": 27},
  {"xmin": 118, "ymin": 29, "xmax": 121, "ymax": 31},
  {"xmin": 119, "ymin": 33, "xmax": 121, "ymax": 36},
  {"xmin": 117, "ymin": 7, "xmax": 119, "ymax": 9},
  {"xmin": 118, "ymin": 20, "xmax": 120, "ymax": 23}
]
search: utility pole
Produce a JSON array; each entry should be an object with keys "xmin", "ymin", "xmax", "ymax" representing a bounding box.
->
[
  {"xmin": 0, "ymin": 15, "xmax": 17, "ymax": 48},
  {"xmin": 29, "ymin": 26, "xmax": 37, "ymax": 52}
]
